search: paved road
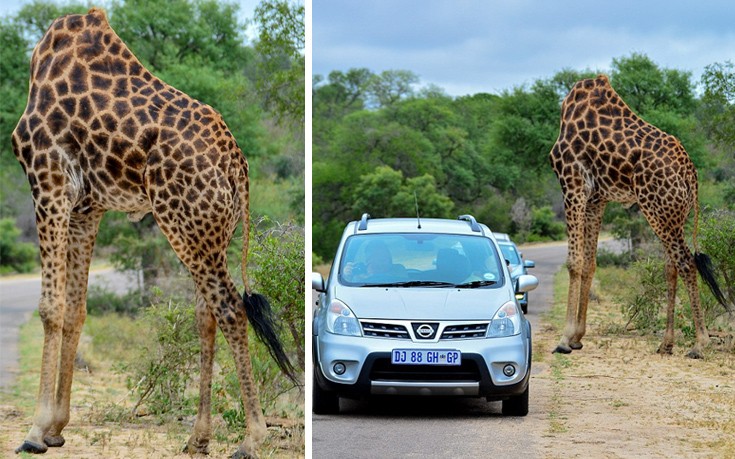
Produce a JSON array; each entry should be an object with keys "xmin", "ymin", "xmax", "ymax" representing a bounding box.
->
[{"xmin": 0, "ymin": 268, "xmax": 137, "ymax": 390}]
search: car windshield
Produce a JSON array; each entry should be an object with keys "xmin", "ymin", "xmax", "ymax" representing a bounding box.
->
[
  {"xmin": 338, "ymin": 233, "xmax": 504, "ymax": 288},
  {"xmin": 499, "ymin": 243, "xmax": 521, "ymax": 265}
]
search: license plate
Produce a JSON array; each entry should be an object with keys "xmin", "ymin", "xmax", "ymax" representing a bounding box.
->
[{"xmin": 391, "ymin": 349, "xmax": 461, "ymax": 366}]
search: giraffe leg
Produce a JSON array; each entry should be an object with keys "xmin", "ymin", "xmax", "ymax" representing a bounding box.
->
[
  {"xmin": 189, "ymin": 260, "xmax": 267, "ymax": 459},
  {"xmin": 657, "ymin": 255, "xmax": 677, "ymax": 355},
  {"xmin": 147, "ymin": 174, "xmax": 267, "ymax": 458},
  {"xmin": 570, "ymin": 200, "xmax": 606, "ymax": 349},
  {"xmin": 679, "ymin": 249, "xmax": 709, "ymax": 359},
  {"xmin": 184, "ymin": 294, "xmax": 216, "ymax": 455},
  {"xmin": 16, "ymin": 196, "xmax": 72, "ymax": 454},
  {"xmin": 639, "ymin": 198, "xmax": 709, "ymax": 359},
  {"xmin": 44, "ymin": 211, "xmax": 104, "ymax": 447},
  {"xmin": 554, "ymin": 195, "xmax": 586, "ymax": 354}
]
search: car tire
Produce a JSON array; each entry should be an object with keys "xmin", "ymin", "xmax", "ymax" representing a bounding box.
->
[
  {"xmin": 501, "ymin": 385, "xmax": 529, "ymax": 416},
  {"xmin": 313, "ymin": 369, "xmax": 340, "ymax": 414},
  {"xmin": 521, "ymin": 302, "xmax": 528, "ymax": 314}
]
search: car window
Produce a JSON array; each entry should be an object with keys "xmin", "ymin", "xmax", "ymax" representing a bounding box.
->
[
  {"xmin": 499, "ymin": 243, "xmax": 521, "ymax": 265},
  {"xmin": 338, "ymin": 233, "xmax": 504, "ymax": 287}
]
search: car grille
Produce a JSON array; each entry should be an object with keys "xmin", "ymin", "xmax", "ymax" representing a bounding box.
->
[
  {"xmin": 361, "ymin": 321, "xmax": 410, "ymax": 339},
  {"xmin": 369, "ymin": 358, "xmax": 481, "ymax": 382},
  {"xmin": 360, "ymin": 321, "xmax": 489, "ymax": 340},
  {"xmin": 440, "ymin": 323, "xmax": 488, "ymax": 339}
]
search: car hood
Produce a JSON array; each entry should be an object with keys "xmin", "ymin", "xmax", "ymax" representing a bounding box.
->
[{"xmin": 334, "ymin": 285, "xmax": 513, "ymax": 320}]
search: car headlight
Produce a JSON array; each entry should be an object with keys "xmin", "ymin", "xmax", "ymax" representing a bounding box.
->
[
  {"xmin": 326, "ymin": 299, "xmax": 362, "ymax": 336},
  {"xmin": 486, "ymin": 301, "xmax": 521, "ymax": 338}
]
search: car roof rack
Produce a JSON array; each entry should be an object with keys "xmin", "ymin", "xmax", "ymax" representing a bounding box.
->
[
  {"xmin": 357, "ymin": 213, "xmax": 371, "ymax": 231},
  {"xmin": 458, "ymin": 214, "xmax": 482, "ymax": 233}
]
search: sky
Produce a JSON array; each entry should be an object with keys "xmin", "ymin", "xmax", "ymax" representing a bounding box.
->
[{"xmin": 312, "ymin": 0, "xmax": 735, "ymax": 96}]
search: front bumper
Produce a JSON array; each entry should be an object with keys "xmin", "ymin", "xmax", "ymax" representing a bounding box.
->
[{"xmin": 314, "ymin": 324, "xmax": 531, "ymax": 399}]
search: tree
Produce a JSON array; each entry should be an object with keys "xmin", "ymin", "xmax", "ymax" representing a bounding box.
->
[
  {"xmin": 253, "ymin": 0, "xmax": 305, "ymax": 124},
  {"xmin": 351, "ymin": 166, "xmax": 453, "ymax": 219},
  {"xmin": 610, "ymin": 53, "xmax": 696, "ymax": 116},
  {"xmin": 368, "ymin": 70, "xmax": 419, "ymax": 108},
  {"xmin": 701, "ymin": 61, "xmax": 735, "ymax": 148}
]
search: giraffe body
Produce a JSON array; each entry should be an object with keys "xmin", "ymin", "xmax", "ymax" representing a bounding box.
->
[
  {"xmin": 12, "ymin": 8, "xmax": 293, "ymax": 457},
  {"xmin": 549, "ymin": 74, "xmax": 721, "ymax": 359}
]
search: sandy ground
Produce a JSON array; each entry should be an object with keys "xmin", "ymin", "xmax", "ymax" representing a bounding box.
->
[{"xmin": 530, "ymin": 293, "xmax": 735, "ymax": 458}]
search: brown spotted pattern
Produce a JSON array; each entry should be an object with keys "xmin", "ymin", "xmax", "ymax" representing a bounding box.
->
[
  {"xmin": 12, "ymin": 8, "xmax": 269, "ymax": 457},
  {"xmin": 549, "ymin": 74, "xmax": 709, "ymax": 359}
]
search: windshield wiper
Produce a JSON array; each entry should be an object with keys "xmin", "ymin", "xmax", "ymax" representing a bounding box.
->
[
  {"xmin": 453, "ymin": 280, "xmax": 498, "ymax": 288},
  {"xmin": 366, "ymin": 280, "xmax": 455, "ymax": 288}
]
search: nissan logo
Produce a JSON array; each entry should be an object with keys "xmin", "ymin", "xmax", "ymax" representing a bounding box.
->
[{"xmin": 416, "ymin": 324, "xmax": 435, "ymax": 338}]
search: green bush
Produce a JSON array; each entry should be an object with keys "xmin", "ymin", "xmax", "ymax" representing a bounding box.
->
[
  {"xmin": 86, "ymin": 285, "xmax": 146, "ymax": 316},
  {"xmin": 250, "ymin": 219, "xmax": 305, "ymax": 371},
  {"xmin": 117, "ymin": 221, "xmax": 304, "ymax": 424},
  {"xmin": 698, "ymin": 210, "xmax": 735, "ymax": 316},
  {"xmin": 121, "ymin": 295, "xmax": 200, "ymax": 417},
  {"xmin": 596, "ymin": 248, "xmax": 634, "ymax": 268},
  {"xmin": 0, "ymin": 218, "xmax": 37, "ymax": 274},
  {"xmin": 619, "ymin": 257, "xmax": 668, "ymax": 331},
  {"xmin": 529, "ymin": 206, "xmax": 566, "ymax": 241}
]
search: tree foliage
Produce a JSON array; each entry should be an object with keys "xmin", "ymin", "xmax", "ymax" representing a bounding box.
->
[{"xmin": 253, "ymin": 0, "xmax": 305, "ymax": 124}]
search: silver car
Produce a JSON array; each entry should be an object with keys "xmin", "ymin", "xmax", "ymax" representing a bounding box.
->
[
  {"xmin": 311, "ymin": 214, "xmax": 538, "ymax": 416},
  {"xmin": 495, "ymin": 233, "xmax": 535, "ymax": 314}
]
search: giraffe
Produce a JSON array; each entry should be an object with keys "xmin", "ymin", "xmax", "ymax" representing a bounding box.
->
[
  {"xmin": 11, "ymin": 8, "xmax": 296, "ymax": 457},
  {"xmin": 549, "ymin": 74, "xmax": 726, "ymax": 360}
]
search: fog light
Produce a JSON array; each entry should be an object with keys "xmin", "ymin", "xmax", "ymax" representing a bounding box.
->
[
  {"xmin": 503, "ymin": 364, "xmax": 516, "ymax": 377},
  {"xmin": 333, "ymin": 362, "xmax": 346, "ymax": 375}
]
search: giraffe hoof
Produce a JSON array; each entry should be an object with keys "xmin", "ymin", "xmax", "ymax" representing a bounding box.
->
[
  {"xmin": 15, "ymin": 440, "xmax": 48, "ymax": 454},
  {"xmin": 44, "ymin": 435, "xmax": 65, "ymax": 447},
  {"xmin": 570, "ymin": 342, "xmax": 583, "ymax": 350},
  {"xmin": 686, "ymin": 348, "xmax": 704, "ymax": 359},
  {"xmin": 183, "ymin": 440, "xmax": 209, "ymax": 455},
  {"xmin": 230, "ymin": 448, "xmax": 258, "ymax": 459},
  {"xmin": 657, "ymin": 344, "xmax": 673, "ymax": 355},
  {"xmin": 552, "ymin": 345, "xmax": 572, "ymax": 354}
]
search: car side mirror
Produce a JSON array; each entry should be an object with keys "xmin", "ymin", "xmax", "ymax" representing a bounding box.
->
[
  {"xmin": 515, "ymin": 274, "xmax": 538, "ymax": 293},
  {"xmin": 311, "ymin": 272, "xmax": 326, "ymax": 292},
  {"xmin": 524, "ymin": 260, "xmax": 535, "ymax": 269}
]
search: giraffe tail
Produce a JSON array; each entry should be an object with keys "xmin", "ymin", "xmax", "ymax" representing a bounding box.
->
[
  {"xmin": 243, "ymin": 292, "xmax": 298, "ymax": 384},
  {"xmin": 236, "ymin": 157, "xmax": 298, "ymax": 384},
  {"xmin": 692, "ymin": 200, "xmax": 728, "ymax": 309}
]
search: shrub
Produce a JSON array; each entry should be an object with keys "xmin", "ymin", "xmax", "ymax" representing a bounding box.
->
[
  {"xmin": 0, "ymin": 218, "xmax": 37, "ymax": 274},
  {"xmin": 250, "ymin": 219, "xmax": 305, "ymax": 371},
  {"xmin": 596, "ymin": 248, "xmax": 634, "ymax": 268},
  {"xmin": 86, "ymin": 285, "xmax": 146, "ymax": 316},
  {"xmin": 117, "ymin": 220, "xmax": 304, "ymax": 425},
  {"xmin": 619, "ymin": 257, "xmax": 668, "ymax": 331},
  {"xmin": 529, "ymin": 206, "xmax": 566, "ymax": 241},
  {"xmin": 121, "ymin": 296, "xmax": 200, "ymax": 417},
  {"xmin": 698, "ymin": 209, "xmax": 735, "ymax": 316}
]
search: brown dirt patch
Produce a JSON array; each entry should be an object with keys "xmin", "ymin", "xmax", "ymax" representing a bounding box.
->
[{"xmin": 531, "ymin": 275, "xmax": 735, "ymax": 458}]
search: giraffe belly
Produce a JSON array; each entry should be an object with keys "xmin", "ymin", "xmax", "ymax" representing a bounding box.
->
[{"xmin": 80, "ymin": 172, "xmax": 152, "ymax": 218}]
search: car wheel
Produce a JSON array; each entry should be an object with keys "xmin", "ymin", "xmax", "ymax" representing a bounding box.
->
[
  {"xmin": 313, "ymin": 368, "xmax": 340, "ymax": 414},
  {"xmin": 521, "ymin": 302, "xmax": 528, "ymax": 314},
  {"xmin": 501, "ymin": 385, "xmax": 529, "ymax": 416}
]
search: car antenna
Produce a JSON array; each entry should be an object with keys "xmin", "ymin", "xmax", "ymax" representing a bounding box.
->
[{"xmin": 414, "ymin": 191, "xmax": 422, "ymax": 229}]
